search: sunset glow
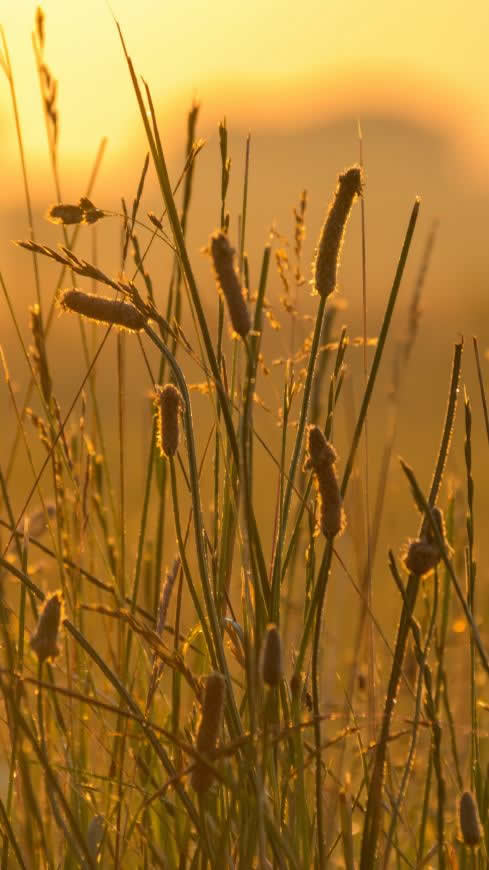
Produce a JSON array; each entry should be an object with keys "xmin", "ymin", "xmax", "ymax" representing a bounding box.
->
[{"xmin": 2, "ymin": 0, "xmax": 489, "ymax": 183}]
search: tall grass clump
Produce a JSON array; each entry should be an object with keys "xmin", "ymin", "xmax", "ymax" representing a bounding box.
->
[{"xmin": 1, "ymin": 8, "xmax": 489, "ymax": 868}]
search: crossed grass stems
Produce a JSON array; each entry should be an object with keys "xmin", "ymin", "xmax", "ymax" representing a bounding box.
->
[{"xmin": 0, "ymin": 11, "xmax": 488, "ymax": 869}]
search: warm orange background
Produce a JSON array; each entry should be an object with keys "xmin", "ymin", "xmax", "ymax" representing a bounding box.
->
[
  {"xmin": 1, "ymin": 1, "xmax": 489, "ymax": 643},
  {"xmin": 2, "ymin": 0, "xmax": 488, "ymax": 184}
]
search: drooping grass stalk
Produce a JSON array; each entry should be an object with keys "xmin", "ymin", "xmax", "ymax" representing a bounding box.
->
[{"xmin": 359, "ymin": 338, "xmax": 463, "ymax": 870}]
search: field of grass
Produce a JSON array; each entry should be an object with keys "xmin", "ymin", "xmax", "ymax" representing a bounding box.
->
[{"xmin": 0, "ymin": 9, "xmax": 489, "ymax": 869}]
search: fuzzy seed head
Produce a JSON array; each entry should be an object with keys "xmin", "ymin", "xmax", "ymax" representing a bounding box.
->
[
  {"xmin": 30, "ymin": 593, "xmax": 61, "ymax": 664},
  {"xmin": 459, "ymin": 791, "xmax": 482, "ymax": 847},
  {"xmin": 48, "ymin": 204, "xmax": 84, "ymax": 225},
  {"xmin": 261, "ymin": 624, "xmax": 283, "ymax": 687},
  {"xmin": 154, "ymin": 384, "xmax": 182, "ymax": 458},
  {"xmin": 403, "ymin": 539, "xmax": 440, "ymax": 577},
  {"xmin": 209, "ymin": 231, "xmax": 251, "ymax": 337},
  {"xmin": 313, "ymin": 165, "xmax": 363, "ymax": 299},
  {"xmin": 47, "ymin": 198, "xmax": 104, "ymax": 226},
  {"xmin": 59, "ymin": 289, "xmax": 145, "ymax": 332},
  {"xmin": 29, "ymin": 303, "xmax": 52, "ymax": 404},
  {"xmin": 304, "ymin": 426, "xmax": 345, "ymax": 538},
  {"xmin": 191, "ymin": 672, "xmax": 226, "ymax": 792},
  {"xmin": 305, "ymin": 425, "xmax": 337, "ymax": 470}
]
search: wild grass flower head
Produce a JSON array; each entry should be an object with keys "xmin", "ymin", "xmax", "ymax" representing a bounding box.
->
[
  {"xmin": 304, "ymin": 424, "xmax": 345, "ymax": 538},
  {"xmin": 208, "ymin": 230, "xmax": 251, "ymax": 338},
  {"xmin": 30, "ymin": 592, "xmax": 62, "ymax": 664},
  {"xmin": 403, "ymin": 505, "xmax": 450, "ymax": 577},
  {"xmin": 459, "ymin": 791, "xmax": 482, "ymax": 847},
  {"xmin": 191, "ymin": 672, "xmax": 226, "ymax": 792},
  {"xmin": 58, "ymin": 289, "xmax": 146, "ymax": 332},
  {"xmin": 312, "ymin": 165, "xmax": 363, "ymax": 299},
  {"xmin": 154, "ymin": 384, "xmax": 182, "ymax": 458},
  {"xmin": 261, "ymin": 623, "xmax": 283, "ymax": 687}
]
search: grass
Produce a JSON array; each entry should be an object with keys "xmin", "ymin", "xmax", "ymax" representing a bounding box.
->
[{"xmin": 0, "ymin": 8, "xmax": 489, "ymax": 868}]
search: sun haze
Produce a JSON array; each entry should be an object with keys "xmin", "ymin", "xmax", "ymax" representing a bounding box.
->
[{"xmin": 1, "ymin": 0, "xmax": 488, "ymax": 184}]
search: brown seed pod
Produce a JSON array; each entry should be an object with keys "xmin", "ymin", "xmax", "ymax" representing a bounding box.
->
[
  {"xmin": 403, "ymin": 539, "xmax": 440, "ymax": 577},
  {"xmin": 304, "ymin": 424, "xmax": 337, "ymax": 469},
  {"xmin": 261, "ymin": 624, "xmax": 283, "ymax": 687},
  {"xmin": 154, "ymin": 384, "xmax": 182, "ymax": 458},
  {"xmin": 312, "ymin": 165, "xmax": 363, "ymax": 299},
  {"xmin": 459, "ymin": 791, "xmax": 482, "ymax": 847},
  {"xmin": 47, "ymin": 198, "xmax": 104, "ymax": 226},
  {"xmin": 58, "ymin": 289, "xmax": 145, "ymax": 332},
  {"xmin": 304, "ymin": 425, "xmax": 345, "ymax": 538},
  {"xmin": 30, "ymin": 593, "xmax": 62, "ymax": 664},
  {"xmin": 47, "ymin": 204, "xmax": 84, "ymax": 225},
  {"xmin": 209, "ymin": 231, "xmax": 251, "ymax": 337},
  {"xmin": 29, "ymin": 303, "xmax": 52, "ymax": 404},
  {"xmin": 191, "ymin": 672, "xmax": 226, "ymax": 793}
]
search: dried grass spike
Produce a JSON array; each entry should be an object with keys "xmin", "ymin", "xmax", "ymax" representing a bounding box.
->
[
  {"xmin": 79, "ymin": 198, "xmax": 105, "ymax": 224},
  {"xmin": 154, "ymin": 384, "xmax": 182, "ymax": 458},
  {"xmin": 31, "ymin": 593, "xmax": 61, "ymax": 663},
  {"xmin": 261, "ymin": 624, "xmax": 283, "ymax": 687},
  {"xmin": 191, "ymin": 672, "xmax": 226, "ymax": 792},
  {"xmin": 318, "ymin": 462, "xmax": 345, "ymax": 538},
  {"xmin": 209, "ymin": 231, "xmax": 250, "ymax": 337},
  {"xmin": 29, "ymin": 303, "xmax": 52, "ymax": 404},
  {"xmin": 403, "ymin": 539, "xmax": 440, "ymax": 577},
  {"xmin": 305, "ymin": 424, "xmax": 337, "ymax": 470},
  {"xmin": 47, "ymin": 204, "xmax": 84, "ymax": 225},
  {"xmin": 313, "ymin": 165, "xmax": 363, "ymax": 299},
  {"xmin": 304, "ymin": 425, "xmax": 345, "ymax": 538},
  {"xmin": 59, "ymin": 289, "xmax": 145, "ymax": 332},
  {"xmin": 459, "ymin": 791, "xmax": 482, "ymax": 847},
  {"xmin": 35, "ymin": 6, "xmax": 45, "ymax": 50}
]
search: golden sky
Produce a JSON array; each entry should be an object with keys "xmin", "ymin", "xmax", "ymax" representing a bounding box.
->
[{"xmin": 1, "ymin": 0, "xmax": 488, "ymax": 184}]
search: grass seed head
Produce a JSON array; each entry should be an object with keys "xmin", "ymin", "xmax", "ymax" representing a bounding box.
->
[
  {"xmin": 29, "ymin": 303, "xmax": 52, "ymax": 404},
  {"xmin": 47, "ymin": 198, "xmax": 104, "ymax": 226},
  {"xmin": 261, "ymin": 623, "xmax": 283, "ymax": 687},
  {"xmin": 191, "ymin": 672, "xmax": 226, "ymax": 792},
  {"xmin": 58, "ymin": 289, "xmax": 145, "ymax": 332},
  {"xmin": 154, "ymin": 384, "xmax": 182, "ymax": 458},
  {"xmin": 304, "ymin": 425, "xmax": 345, "ymax": 537},
  {"xmin": 459, "ymin": 791, "xmax": 482, "ymax": 847},
  {"xmin": 209, "ymin": 231, "xmax": 251, "ymax": 337},
  {"xmin": 403, "ymin": 539, "xmax": 440, "ymax": 577},
  {"xmin": 305, "ymin": 424, "xmax": 337, "ymax": 470},
  {"xmin": 30, "ymin": 593, "xmax": 62, "ymax": 664},
  {"xmin": 312, "ymin": 165, "xmax": 363, "ymax": 299}
]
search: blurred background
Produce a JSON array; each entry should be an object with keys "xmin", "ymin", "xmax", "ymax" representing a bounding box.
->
[{"xmin": 1, "ymin": 1, "xmax": 488, "ymax": 707}]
